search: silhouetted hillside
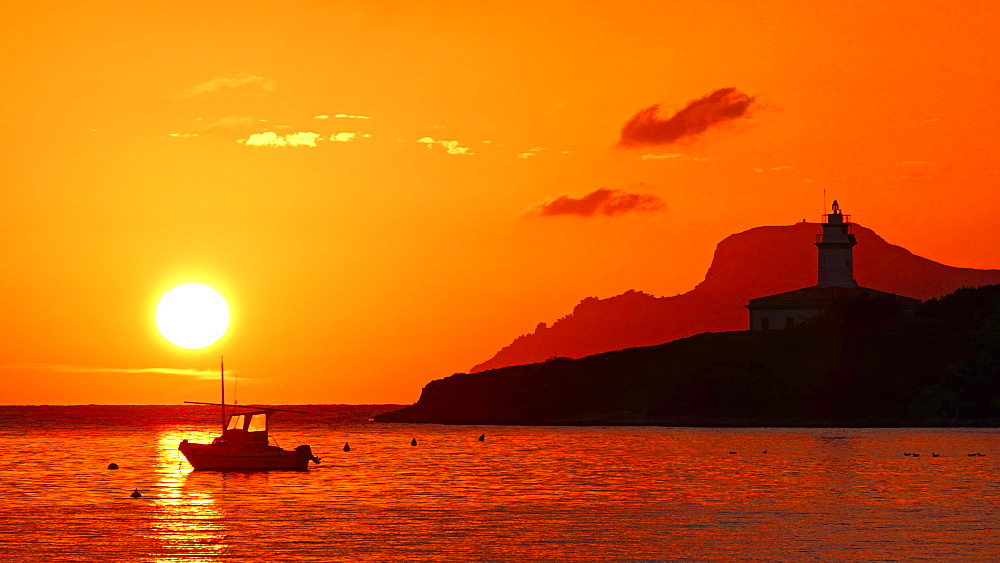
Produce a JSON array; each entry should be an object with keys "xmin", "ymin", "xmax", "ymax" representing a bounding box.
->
[
  {"xmin": 472, "ymin": 223, "xmax": 1000, "ymax": 372},
  {"xmin": 377, "ymin": 285, "xmax": 1000, "ymax": 426}
]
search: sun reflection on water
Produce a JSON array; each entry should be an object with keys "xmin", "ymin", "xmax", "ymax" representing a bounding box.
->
[{"xmin": 147, "ymin": 430, "xmax": 229, "ymax": 562}]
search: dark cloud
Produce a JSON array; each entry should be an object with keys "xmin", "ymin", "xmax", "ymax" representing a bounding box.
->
[
  {"xmin": 533, "ymin": 188, "xmax": 665, "ymax": 217},
  {"xmin": 619, "ymin": 88, "xmax": 755, "ymax": 147}
]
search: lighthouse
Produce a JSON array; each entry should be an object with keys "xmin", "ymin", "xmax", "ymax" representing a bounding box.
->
[
  {"xmin": 745, "ymin": 200, "xmax": 919, "ymax": 330},
  {"xmin": 815, "ymin": 200, "xmax": 857, "ymax": 287}
]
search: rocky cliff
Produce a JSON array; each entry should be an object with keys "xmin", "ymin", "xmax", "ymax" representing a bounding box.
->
[{"xmin": 472, "ymin": 223, "xmax": 1000, "ymax": 372}]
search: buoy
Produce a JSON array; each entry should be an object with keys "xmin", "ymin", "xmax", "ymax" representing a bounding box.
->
[
  {"xmin": 411, "ymin": 438, "xmax": 417, "ymax": 446},
  {"xmin": 130, "ymin": 488, "xmax": 142, "ymax": 499},
  {"xmin": 343, "ymin": 443, "xmax": 350, "ymax": 452},
  {"xmin": 478, "ymin": 434, "xmax": 485, "ymax": 442},
  {"xmin": 107, "ymin": 463, "xmax": 119, "ymax": 470}
]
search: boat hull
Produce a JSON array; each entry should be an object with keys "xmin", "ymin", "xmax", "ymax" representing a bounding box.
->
[{"xmin": 179, "ymin": 440, "xmax": 314, "ymax": 471}]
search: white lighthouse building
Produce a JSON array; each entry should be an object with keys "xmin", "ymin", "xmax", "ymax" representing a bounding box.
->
[
  {"xmin": 816, "ymin": 200, "xmax": 857, "ymax": 288},
  {"xmin": 745, "ymin": 201, "xmax": 919, "ymax": 331}
]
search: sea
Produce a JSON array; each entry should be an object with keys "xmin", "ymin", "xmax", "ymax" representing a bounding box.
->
[{"xmin": 0, "ymin": 405, "xmax": 996, "ymax": 562}]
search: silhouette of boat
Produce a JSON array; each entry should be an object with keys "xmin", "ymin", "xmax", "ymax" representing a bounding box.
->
[{"xmin": 178, "ymin": 358, "xmax": 321, "ymax": 471}]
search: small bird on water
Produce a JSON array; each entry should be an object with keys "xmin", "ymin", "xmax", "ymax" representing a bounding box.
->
[
  {"xmin": 411, "ymin": 438, "xmax": 417, "ymax": 446},
  {"xmin": 343, "ymin": 443, "xmax": 350, "ymax": 452},
  {"xmin": 130, "ymin": 488, "xmax": 142, "ymax": 499},
  {"xmin": 478, "ymin": 434, "xmax": 485, "ymax": 442}
]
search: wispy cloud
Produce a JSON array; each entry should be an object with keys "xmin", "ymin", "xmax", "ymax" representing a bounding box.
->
[
  {"xmin": 619, "ymin": 88, "xmax": 756, "ymax": 147},
  {"xmin": 417, "ymin": 136, "xmax": 472, "ymax": 155},
  {"xmin": 516, "ymin": 146, "xmax": 571, "ymax": 159},
  {"xmin": 330, "ymin": 132, "xmax": 372, "ymax": 142},
  {"xmin": 752, "ymin": 165, "xmax": 792, "ymax": 173},
  {"xmin": 238, "ymin": 131, "xmax": 321, "ymax": 147},
  {"xmin": 641, "ymin": 153, "xmax": 707, "ymax": 162},
  {"xmin": 313, "ymin": 113, "xmax": 372, "ymax": 120},
  {"xmin": 530, "ymin": 187, "xmax": 665, "ymax": 218},
  {"xmin": 177, "ymin": 75, "xmax": 275, "ymax": 99},
  {"xmin": 0, "ymin": 363, "xmax": 231, "ymax": 380},
  {"xmin": 516, "ymin": 146, "xmax": 548, "ymax": 159}
]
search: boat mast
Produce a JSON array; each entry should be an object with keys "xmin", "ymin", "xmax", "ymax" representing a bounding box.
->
[{"xmin": 220, "ymin": 355, "xmax": 226, "ymax": 432}]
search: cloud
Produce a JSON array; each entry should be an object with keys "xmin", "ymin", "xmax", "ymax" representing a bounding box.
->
[
  {"xmin": 330, "ymin": 132, "xmax": 372, "ymax": 142},
  {"xmin": 641, "ymin": 153, "xmax": 707, "ymax": 162},
  {"xmin": 314, "ymin": 115, "xmax": 330, "ymax": 120},
  {"xmin": 619, "ymin": 87, "xmax": 756, "ymax": 147},
  {"xmin": 177, "ymin": 75, "xmax": 275, "ymax": 98},
  {"xmin": 516, "ymin": 146, "xmax": 549, "ymax": 159},
  {"xmin": 164, "ymin": 133, "xmax": 199, "ymax": 138},
  {"xmin": 0, "ymin": 363, "xmax": 231, "ymax": 381},
  {"xmin": 417, "ymin": 136, "xmax": 472, "ymax": 155},
  {"xmin": 531, "ymin": 187, "xmax": 665, "ymax": 217},
  {"xmin": 238, "ymin": 131, "xmax": 321, "ymax": 147},
  {"xmin": 335, "ymin": 113, "xmax": 373, "ymax": 120},
  {"xmin": 284, "ymin": 132, "xmax": 321, "ymax": 146}
]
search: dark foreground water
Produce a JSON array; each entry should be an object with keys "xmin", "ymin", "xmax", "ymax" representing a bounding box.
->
[{"xmin": 0, "ymin": 405, "xmax": 996, "ymax": 561}]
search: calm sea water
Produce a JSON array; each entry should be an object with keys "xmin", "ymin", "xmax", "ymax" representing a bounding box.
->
[{"xmin": 0, "ymin": 405, "xmax": 996, "ymax": 562}]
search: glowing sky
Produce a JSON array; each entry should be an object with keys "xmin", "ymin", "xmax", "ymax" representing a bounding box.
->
[{"xmin": 1, "ymin": 1, "xmax": 998, "ymax": 404}]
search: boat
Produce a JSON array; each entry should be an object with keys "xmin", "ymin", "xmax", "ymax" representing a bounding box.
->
[{"xmin": 178, "ymin": 358, "xmax": 321, "ymax": 471}]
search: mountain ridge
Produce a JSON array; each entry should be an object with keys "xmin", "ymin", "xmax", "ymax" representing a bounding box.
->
[{"xmin": 472, "ymin": 222, "xmax": 1000, "ymax": 372}]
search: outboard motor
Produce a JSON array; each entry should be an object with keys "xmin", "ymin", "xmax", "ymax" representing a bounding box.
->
[{"xmin": 296, "ymin": 444, "xmax": 321, "ymax": 464}]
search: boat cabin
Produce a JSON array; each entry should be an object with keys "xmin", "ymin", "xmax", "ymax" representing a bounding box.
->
[{"xmin": 213, "ymin": 410, "xmax": 272, "ymax": 445}]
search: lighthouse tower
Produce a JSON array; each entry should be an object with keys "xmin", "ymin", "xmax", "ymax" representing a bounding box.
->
[
  {"xmin": 815, "ymin": 200, "xmax": 857, "ymax": 287},
  {"xmin": 746, "ymin": 199, "xmax": 919, "ymax": 330}
]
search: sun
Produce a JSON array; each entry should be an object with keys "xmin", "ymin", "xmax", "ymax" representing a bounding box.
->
[{"xmin": 156, "ymin": 284, "xmax": 230, "ymax": 349}]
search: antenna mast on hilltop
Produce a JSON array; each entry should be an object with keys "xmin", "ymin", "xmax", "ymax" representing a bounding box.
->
[{"xmin": 823, "ymin": 188, "xmax": 827, "ymax": 217}]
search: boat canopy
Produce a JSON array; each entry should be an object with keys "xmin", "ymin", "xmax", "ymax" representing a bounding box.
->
[{"xmin": 226, "ymin": 411, "xmax": 269, "ymax": 432}]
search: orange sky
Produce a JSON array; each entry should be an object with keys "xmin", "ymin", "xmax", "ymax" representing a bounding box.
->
[{"xmin": 1, "ymin": 1, "xmax": 998, "ymax": 405}]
